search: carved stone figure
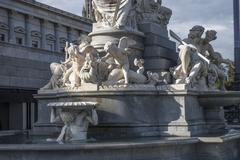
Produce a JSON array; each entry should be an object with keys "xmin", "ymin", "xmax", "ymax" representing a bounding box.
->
[
  {"xmin": 138, "ymin": 0, "xmax": 172, "ymax": 26},
  {"xmin": 41, "ymin": 63, "xmax": 65, "ymax": 90},
  {"xmin": 146, "ymin": 71, "xmax": 165, "ymax": 85},
  {"xmin": 198, "ymin": 30, "xmax": 216, "ymax": 57},
  {"xmin": 173, "ymin": 44, "xmax": 208, "ymax": 89},
  {"xmin": 102, "ymin": 37, "xmax": 132, "ymax": 85},
  {"xmin": 102, "ymin": 37, "xmax": 147, "ymax": 85},
  {"xmin": 200, "ymin": 30, "xmax": 234, "ymax": 68},
  {"xmin": 79, "ymin": 45, "xmax": 109, "ymax": 84},
  {"xmin": 207, "ymin": 64, "xmax": 220, "ymax": 91},
  {"xmin": 49, "ymin": 102, "xmax": 98, "ymax": 142},
  {"xmin": 92, "ymin": 0, "xmax": 138, "ymax": 30},
  {"xmin": 183, "ymin": 25, "xmax": 205, "ymax": 49},
  {"xmin": 199, "ymin": 30, "xmax": 233, "ymax": 90},
  {"xmin": 180, "ymin": 27, "xmax": 233, "ymax": 91},
  {"xmin": 134, "ymin": 58, "xmax": 145, "ymax": 74},
  {"xmin": 80, "ymin": 55, "xmax": 98, "ymax": 84},
  {"xmin": 212, "ymin": 52, "xmax": 235, "ymax": 69},
  {"xmin": 207, "ymin": 53, "xmax": 233, "ymax": 91},
  {"xmin": 157, "ymin": 6, "xmax": 172, "ymax": 26},
  {"xmin": 62, "ymin": 43, "xmax": 85, "ymax": 88}
]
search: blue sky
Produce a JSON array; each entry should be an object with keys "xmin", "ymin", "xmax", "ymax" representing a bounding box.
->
[{"xmin": 37, "ymin": 0, "xmax": 234, "ymax": 60}]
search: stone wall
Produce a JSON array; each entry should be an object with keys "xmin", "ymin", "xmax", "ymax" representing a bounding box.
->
[{"xmin": 0, "ymin": 42, "xmax": 64, "ymax": 89}]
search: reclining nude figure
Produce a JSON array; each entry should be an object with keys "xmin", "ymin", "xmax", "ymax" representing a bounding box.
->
[{"xmin": 101, "ymin": 37, "xmax": 147, "ymax": 86}]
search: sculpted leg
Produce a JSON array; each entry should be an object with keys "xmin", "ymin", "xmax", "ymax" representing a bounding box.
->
[
  {"xmin": 63, "ymin": 68, "xmax": 73, "ymax": 85},
  {"xmin": 57, "ymin": 125, "xmax": 67, "ymax": 142},
  {"xmin": 122, "ymin": 64, "xmax": 130, "ymax": 85},
  {"xmin": 186, "ymin": 63, "xmax": 202, "ymax": 84},
  {"xmin": 217, "ymin": 68, "xmax": 227, "ymax": 91}
]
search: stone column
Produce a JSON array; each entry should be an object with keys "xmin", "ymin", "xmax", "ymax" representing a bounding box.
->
[
  {"xmin": 25, "ymin": 15, "xmax": 32, "ymax": 47},
  {"xmin": 8, "ymin": 10, "xmax": 15, "ymax": 44},
  {"xmin": 54, "ymin": 23, "xmax": 60, "ymax": 52},
  {"xmin": 40, "ymin": 19, "xmax": 47, "ymax": 49}
]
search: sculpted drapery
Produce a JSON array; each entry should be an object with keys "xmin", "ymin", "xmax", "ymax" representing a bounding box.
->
[{"xmin": 92, "ymin": 0, "xmax": 134, "ymax": 28}]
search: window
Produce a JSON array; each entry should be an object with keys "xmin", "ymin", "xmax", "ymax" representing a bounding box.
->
[
  {"xmin": 16, "ymin": 37, "xmax": 23, "ymax": 45},
  {"xmin": 0, "ymin": 34, "xmax": 5, "ymax": 42},
  {"xmin": 32, "ymin": 41, "xmax": 39, "ymax": 48}
]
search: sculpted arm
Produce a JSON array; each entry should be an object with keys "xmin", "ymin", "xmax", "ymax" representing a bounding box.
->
[
  {"xmin": 206, "ymin": 44, "xmax": 215, "ymax": 58},
  {"xmin": 101, "ymin": 53, "xmax": 111, "ymax": 61},
  {"xmin": 50, "ymin": 108, "xmax": 62, "ymax": 123}
]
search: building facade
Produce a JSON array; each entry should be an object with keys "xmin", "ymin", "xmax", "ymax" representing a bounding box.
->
[{"xmin": 0, "ymin": 0, "xmax": 92, "ymax": 131}]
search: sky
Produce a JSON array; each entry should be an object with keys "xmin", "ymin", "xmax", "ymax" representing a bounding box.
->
[{"xmin": 37, "ymin": 0, "xmax": 234, "ymax": 60}]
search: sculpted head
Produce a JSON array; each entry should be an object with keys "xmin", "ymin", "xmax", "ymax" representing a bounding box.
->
[
  {"xmin": 189, "ymin": 25, "xmax": 205, "ymax": 39},
  {"xmin": 67, "ymin": 43, "xmax": 78, "ymax": 58},
  {"xmin": 205, "ymin": 30, "xmax": 217, "ymax": 42},
  {"xmin": 156, "ymin": 0, "xmax": 162, "ymax": 5},
  {"xmin": 104, "ymin": 41, "xmax": 117, "ymax": 53},
  {"xmin": 134, "ymin": 58, "xmax": 144, "ymax": 68}
]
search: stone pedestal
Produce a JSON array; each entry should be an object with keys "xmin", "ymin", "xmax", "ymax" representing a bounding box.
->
[
  {"xmin": 1, "ymin": 133, "xmax": 240, "ymax": 160},
  {"xmin": 89, "ymin": 23, "xmax": 177, "ymax": 72},
  {"xmin": 89, "ymin": 24, "xmax": 145, "ymax": 68},
  {"xmin": 139, "ymin": 23, "xmax": 177, "ymax": 73},
  {"xmin": 89, "ymin": 23, "xmax": 145, "ymax": 56},
  {"xmin": 33, "ymin": 85, "xmax": 240, "ymax": 139}
]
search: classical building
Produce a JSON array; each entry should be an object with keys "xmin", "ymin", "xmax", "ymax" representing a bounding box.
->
[{"xmin": 0, "ymin": 0, "xmax": 92, "ymax": 131}]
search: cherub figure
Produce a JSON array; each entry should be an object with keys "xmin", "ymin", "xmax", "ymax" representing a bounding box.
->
[
  {"xmin": 147, "ymin": 71, "xmax": 165, "ymax": 85},
  {"xmin": 101, "ymin": 37, "xmax": 147, "ymax": 86},
  {"xmin": 102, "ymin": 37, "xmax": 136, "ymax": 86},
  {"xmin": 62, "ymin": 43, "xmax": 85, "ymax": 88},
  {"xmin": 134, "ymin": 58, "xmax": 145, "ymax": 74}
]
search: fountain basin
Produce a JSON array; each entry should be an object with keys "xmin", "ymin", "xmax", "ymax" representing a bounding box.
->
[
  {"xmin": 34, "ymin": 84, "xmax": 240, "ymax": 138},
  {"xmin": 0, "ymin": 132, "xmax": 240, "ymax": 160}
]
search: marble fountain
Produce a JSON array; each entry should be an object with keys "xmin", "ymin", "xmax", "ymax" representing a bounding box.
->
[{"xmin": 1, "ymin": 0, "xmax": 240, "ymax": 160}]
